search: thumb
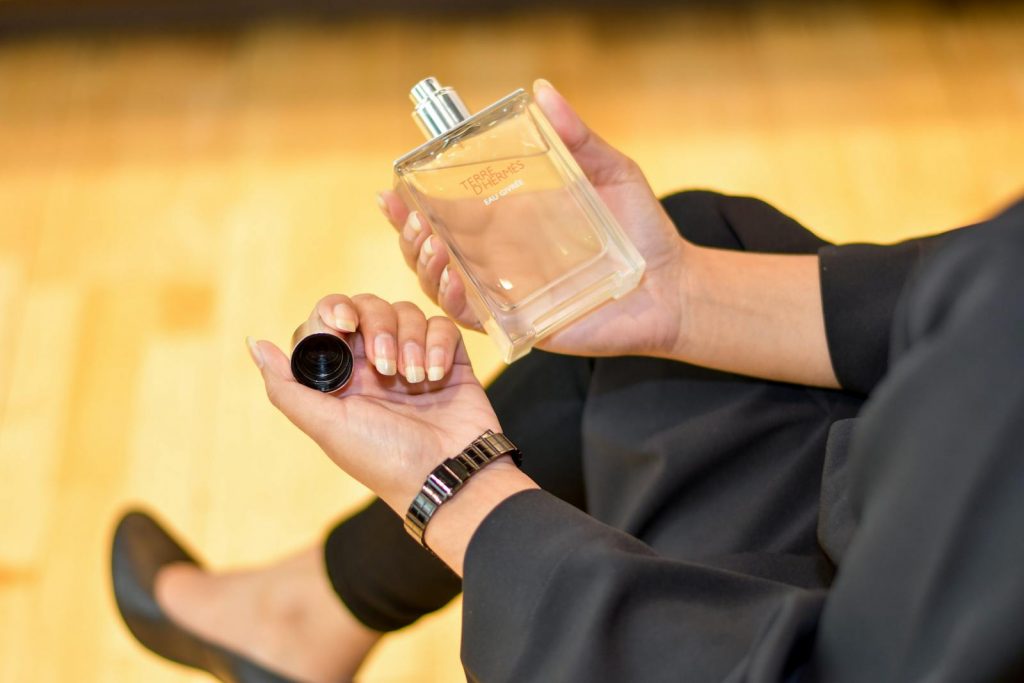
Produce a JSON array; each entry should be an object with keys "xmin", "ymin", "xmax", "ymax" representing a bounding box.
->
[
  {"xmin": 533, "ymin": 78, "xmax": 640, "ymax": 186},
  {"xmin": 245, "ymin": 336, "xmax": 340, "ymax": 444}
]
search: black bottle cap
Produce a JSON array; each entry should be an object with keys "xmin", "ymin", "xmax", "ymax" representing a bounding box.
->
[{"xmin": 290, "ymin": 332, "xmax": 353, "ymax": 393}]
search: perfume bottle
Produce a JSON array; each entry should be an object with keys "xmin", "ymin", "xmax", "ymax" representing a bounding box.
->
[{"xmin": 393, "ymin": 77, "xmax": 645, "ymax": 363}]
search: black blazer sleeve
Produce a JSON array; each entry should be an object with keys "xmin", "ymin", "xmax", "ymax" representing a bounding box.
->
[
  {"xmin": 818, "ymin": 231, "xmax": 961, "ymax": 394},
  {"xmin": 461, "ymin": 490, "xmax": 823, "ymax": 683}
]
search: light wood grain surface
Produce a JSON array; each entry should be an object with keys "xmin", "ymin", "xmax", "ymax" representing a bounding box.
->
[{"xmin": 0, "ymin": 4, "xmax": 1022, "ymax": 682}]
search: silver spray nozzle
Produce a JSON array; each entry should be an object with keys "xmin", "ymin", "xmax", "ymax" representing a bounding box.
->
[{"xmin": 410, "ymin": 77, "xmax": 471, "ymax": 139}]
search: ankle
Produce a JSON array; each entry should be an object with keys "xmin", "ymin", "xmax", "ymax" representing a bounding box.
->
[{"xmin": 152, "ymin": 553, "xmax": 382, "ymax": 683}]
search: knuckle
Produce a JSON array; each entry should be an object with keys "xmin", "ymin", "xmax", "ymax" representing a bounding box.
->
[
  {"xmin": 392, "ymin": 300, "xmax": 421, "ymax": 315},
  {"xmin": 620, "ymin": 155, "xmax": 643, "ymax": 179},
  {"xmin": 430, "ymin": 316, "xmax": 457, "ymax": 335},
  {"xmin": 351, "ymin": 292, "xmax": 382, "ymax": 307},
  {"xmin": 429, "ymin": 313, "xmax": 454, "ymax": 327},
  {"xmin": 317, "ymin": 292, "xmax": 343, "ymax": 307}
]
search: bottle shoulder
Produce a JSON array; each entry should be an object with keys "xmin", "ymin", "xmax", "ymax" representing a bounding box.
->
[{"xmin": 394, "ymin": 89, "xmax": 547, "ymax": 174}]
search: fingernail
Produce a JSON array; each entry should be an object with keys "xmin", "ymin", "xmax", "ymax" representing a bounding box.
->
[
  {"xmin": 533, "ymin": 79, "xmax": 561, "ymax": 111},
  {"xmin": 439, "ymin": 266, "xmax": 450, "ymax": 293},
  {"xmin": 375, "ymin": 192, "xmax": 389, "ymax": 218},
  {"xmin": 427, "ymin": 346, "xmax": 445, "ymax": 381},
  {"xmin": 374, "ymin": 334, "xmax": 396, "ymax": 376},
  {"xmin": 534, "ymin": 77, "xmax": 554, "ymax": 92},
  {"xmin": 332, "ymin": 304, "xmax": 356, "ymax": 332},
  {"xmin": 419, "ymin": 236, "xmax": 435, "ymax": 264},
  {"xmin": 403, "ymin": 342, "xmax": 425, "ymax": 383},
  {"xmin": 403, "ymin": 212, "xmax": 422, "ymax": 241},
  {"xmin": 246, "ymin": 336, "xmax": 264, "ymax": 369},
  {"xmin": 401, "ymin": 342, "xmax": 425, "ymax": 385}
]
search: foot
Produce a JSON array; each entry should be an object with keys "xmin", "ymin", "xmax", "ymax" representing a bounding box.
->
[{"xmin": 154, "ymin": 546, "xmax": 381, "ymax": 683}]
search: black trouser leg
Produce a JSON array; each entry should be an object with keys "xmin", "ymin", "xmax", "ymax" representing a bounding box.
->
[
  {"xmin": 805, "ymin": 207, "xmax": 1024, "ymax": 681},
  {"xmin": 324, "ymin": 191, "xmax": 861, "ymax": 631}
]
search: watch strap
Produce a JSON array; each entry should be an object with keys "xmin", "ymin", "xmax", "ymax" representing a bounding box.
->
[{"xmin": 404, "ymin": 430, "xmax": 521, "ymax": 549}]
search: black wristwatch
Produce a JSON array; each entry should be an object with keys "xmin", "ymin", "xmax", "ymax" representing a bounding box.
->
[{"xmin": 404, "ymin": 430, "xmax": 522, "ymax": 550}]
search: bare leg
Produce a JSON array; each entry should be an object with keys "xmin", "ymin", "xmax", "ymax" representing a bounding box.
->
[{"xmin": 155, "ymin": 547, "xmax": 380, "ymax": 683}]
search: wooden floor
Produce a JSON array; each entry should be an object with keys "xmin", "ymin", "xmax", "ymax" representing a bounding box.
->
[{"xmin": 0, "ymin": 4, "xmax": 1022, "ymax": 681}]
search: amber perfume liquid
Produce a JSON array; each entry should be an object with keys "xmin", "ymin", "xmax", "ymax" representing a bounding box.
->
[{"xmin": 393, "ymin": 78, "xmax": 645, "ymax": 362}]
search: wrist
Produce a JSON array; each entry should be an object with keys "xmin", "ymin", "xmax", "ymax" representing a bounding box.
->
[
  {"xmin": 655, "ymin": 237, "xmax": 700, "ymax": 361},
  {"xmin": 423, "ymin": 458, "xmax": 537, "ymax": 577}
]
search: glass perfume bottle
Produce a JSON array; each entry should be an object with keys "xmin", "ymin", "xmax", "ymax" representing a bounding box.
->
[{"xmin": 393, "ymin": 77, "xmax": 645, "ymax": 363}]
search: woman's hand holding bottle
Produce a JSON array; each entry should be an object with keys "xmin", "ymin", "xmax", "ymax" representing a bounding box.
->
[{"xmin": 377, "ymin": 78, "xmax": 691, "ymax": 360}]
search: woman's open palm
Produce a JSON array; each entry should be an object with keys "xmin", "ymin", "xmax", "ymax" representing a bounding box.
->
[{"xmin": 248, "ymin": 294, "xmax": 500, "ymax": 513}]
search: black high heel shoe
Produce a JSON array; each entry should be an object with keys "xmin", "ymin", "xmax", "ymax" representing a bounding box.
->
[{"xmin": 111, "ymin": 510, "xmax": 299, "ymax": 683}]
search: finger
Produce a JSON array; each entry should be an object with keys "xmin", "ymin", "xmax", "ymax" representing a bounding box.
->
[
  {"xmin": 377, "ymin": 189, "xmax": 411, "ymax": 232},
  {"xmin": 350, "ymin": 294, "xmax": 398, "ymax": 376},
  {"xmin": 424, "ymin": 316, "xmax": 461, "ymax": 381},
  {"xmin": 314, "ymin": 293, "xmax": 358, "ymax": 334},
  {"xmin": 398, "ymin": 211, "xmax": 432, "ymax": 272},
  {"xmin": 392, "ymin": 301, "xmax": 428, "ymax": 383},
  {"xmin": 533, "ymin": 78, "xmax": 641, "ymax": 187},
  {"xmin": 416, "ymin": 234, "xmax": 450, "ymax": 302},
  {"xmin": 247, "ymin": 337, "xmax": 340, "ymax": 444},
  {"xmin": 438, "ymin": 266, "xmax": 484, "ymax": 332}
]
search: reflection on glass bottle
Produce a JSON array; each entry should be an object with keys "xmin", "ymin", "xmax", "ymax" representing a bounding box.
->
[{"xmin": 393, "ymin": 77, "xmax": 645, "ymax": 362}]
